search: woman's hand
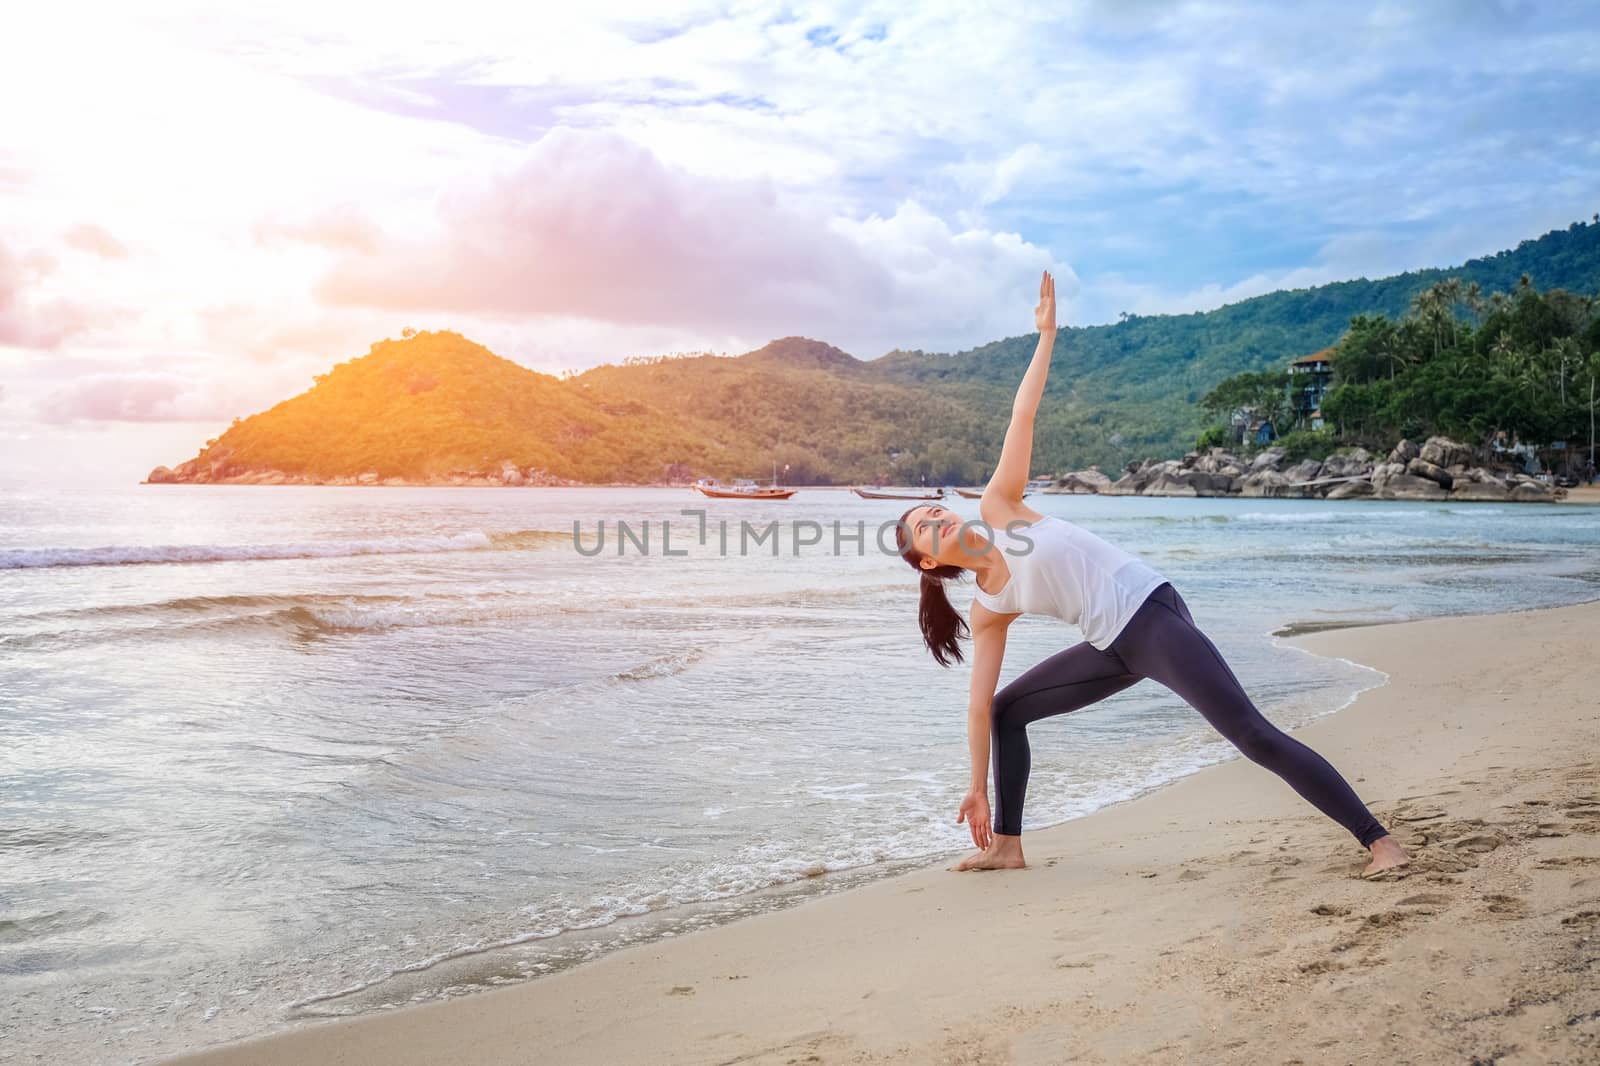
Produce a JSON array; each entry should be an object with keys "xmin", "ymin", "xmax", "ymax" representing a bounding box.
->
[
  {"xmin": 956, "ymin": 789, "xmax": 993, "ymax": 850},
  {"xmin": 1034, "ymin": 269, "xmax": 1057, "ymax": 335}
]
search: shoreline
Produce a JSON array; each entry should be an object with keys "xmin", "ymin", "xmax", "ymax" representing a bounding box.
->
[
  {"xmin": 157, "ymin": 597, "xmax": 1600, "ymax": 1065},
  {"xmin": 131, "ymin": 480, "xmax": 1600, "ymax": 504}
]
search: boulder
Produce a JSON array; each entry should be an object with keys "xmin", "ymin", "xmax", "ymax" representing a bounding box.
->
[
  {"xmin": 1248, "ymin": 447, "xmax": 1287, "ymax": 473},
  {"xmin": 1319, "ymin": 453, "xmax": 1375, "ymax": 479},
  {"xmin": 1143, "ymin": 472, "xmax": 1200, "ymax": 497},
  {"xmin": 1405, "ymin": 457, "xmax": 1454, "ymax": 489},
  {"xmin": 1145, "ymin": 470, "xmax": 1228, "ymax": 492},
  {"xmin": 1475, "ymin": 471, "xmax": 1508, "ymax": 490},
  {"xmin": 1193, "ymin": 448, "xmax": 1245, "ymax": 475},
  {"xmin": 1375, "ymin": 473, "xmax": 1448, "ymax": 500},
  {"xmin": 1419, "ymin": 436, "xmax": 1474, "ymax": 469},
  {"xmin": 1388, "ymin": 439, "xmax": 1420, "ymax": 465},
  {"xmin": 1237, "ymin": 470, "xmax": 1293, "ymax": 497},
  {"xmin": 1369, "ymin": 462, "xmax": 1408, "ymax": 490},
  {"xmin": 1283, "ymin": 459, "xmax": 1324, "ymax": 485},
  {"xmin": 1106, "ymin": 459, "xmax": 1181, "ymax": 495},
  {"xmin": 1450, "ymin": 481, "xmax": 1508, "ymax": 501},
  {"xmin": 1327, "ymin": 479, "xmax": 1375, "ymax": 499},
  {"xmin": 1048, "ymin": 469, "xmax": 1112, "ymax": 494},
  {"xmin": 146, "ymin": 465, "xmax": 179, "ymax": 483},
  {"xmin": 1187, "ymin": 471, "xmax": 1237, "ymax": 496},
  {"xmin": 1509, "ymin": 481, "xmax": 1556, "ymax": 502}
]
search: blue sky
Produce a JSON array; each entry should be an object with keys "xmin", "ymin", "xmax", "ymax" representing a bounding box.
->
[{"xmin": 1, "ymin": 0, "xmax": 1598, "ymax": 482}]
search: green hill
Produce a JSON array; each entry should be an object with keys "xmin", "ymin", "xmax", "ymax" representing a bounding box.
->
[
  {"xmin": 159, "ymin": 331, "xmax": 744, "ymax": 483},
  {"xmin": 866, "ymin": 217, "xmax": 1600, "ymax": 470},
  {"xmin": 156, "ymin": 217, "xmax": 1600, "ymax": 485}
]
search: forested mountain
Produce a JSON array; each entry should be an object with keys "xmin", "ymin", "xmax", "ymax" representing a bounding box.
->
[
  {"xmin": 155, "ymin": 218, "xmax": 1600, "ymax": 486},
  {"xmin": 863, "ymin": 217, "xmax": 1600, "ymax": 471}
]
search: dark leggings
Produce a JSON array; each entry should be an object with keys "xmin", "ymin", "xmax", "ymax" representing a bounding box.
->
[{"xmin": 989, "ymin": 582, "xmax": 1390, "ymax": 847}]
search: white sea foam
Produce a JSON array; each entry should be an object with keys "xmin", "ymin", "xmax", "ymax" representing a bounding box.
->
[{"xmin": 0, "ymin": 531, "xmax": 497, "ymax": 569}]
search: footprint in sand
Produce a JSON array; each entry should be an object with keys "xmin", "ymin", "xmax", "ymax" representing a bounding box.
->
[
  {"xmin": 1309, "ymin": 903, "xmax": 1351, "ymax": 917},
  {"xmin": 1052, "ymin": 951, "xmax": 1110, "ymax": 970},
  {"xmin": 1359, "ymin": 910, "xmax": 1414, "ymax": 929},
  {"xmin": 1397, "ymin": 892, "xmax": 1453, "ymax": 907},
  {"xmin": 1177, "ymin": 868, "xmax": 1206, "ymax": 882},
  {"xmin": 1297, "ymin": 958, "xmax": 1347, "ymax": 975},
  {"xmin": 1445, "ymin": 832, "xmax": 1507, "ymax": 854},
  {"xmin": 667, "ymin": 985, "xmax": 695, "ymax": 996},
  {"xmin": 1482, "ymin": 893, "xmax": 1527, "ymax": 917},
  {"xmin": 1561, "ymin": 910, "xmax": 1600, "ymax": 929}
]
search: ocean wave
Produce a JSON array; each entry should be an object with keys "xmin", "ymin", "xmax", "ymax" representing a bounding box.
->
[
  {"xmin": 612, "ymin": 647, "xmax": 707, "ymax": 682},
  {"xmin": 1233, "ymin": 509, "xmax": 1394, "ymax": 523},
  {"xmin": 0, "ymin": 529, "xmax": 577, "ymax": 570}
]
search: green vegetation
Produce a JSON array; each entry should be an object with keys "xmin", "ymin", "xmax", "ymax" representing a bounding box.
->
[
  {"xmin": 1194, "ymin": 272, "xmax": 1600, "ymax": 466},
  {"xmin": 871, "ymin": 218, "xmax": 1600, "ymax": 472},
  {"xmin": 173, "ymin": 218, "xmax": 1600, "ymax": 484},
  {"xmin": 192, "ymin": 331, "xmax": 745, "ymax": 482},
  {"xmin": 1322, "ymin": 278, "xmax": 1600, "ymax": 453}
]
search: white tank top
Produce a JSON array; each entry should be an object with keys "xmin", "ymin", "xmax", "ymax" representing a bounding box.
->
[{"xmin": 971, "ymin": 515, "xmax": 1169, "ymax": 650}]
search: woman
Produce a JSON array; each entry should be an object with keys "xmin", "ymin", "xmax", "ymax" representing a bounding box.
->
[{"xmin": 895, "ymin": 270, "xmax": 1411, "ymax": 880}]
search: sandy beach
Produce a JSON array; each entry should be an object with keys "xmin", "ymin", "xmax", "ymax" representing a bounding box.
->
[{"xmin": 160, "ymin": 598, "xmax": 1600, "ymax": 1066}]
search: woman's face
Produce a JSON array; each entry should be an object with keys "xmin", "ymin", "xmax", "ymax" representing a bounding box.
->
[{"xmin": 908, "ymin": 504, "xmax": 986, "ymax": 566}]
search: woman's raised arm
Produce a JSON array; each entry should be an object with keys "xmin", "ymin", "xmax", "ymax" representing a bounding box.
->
[{"xmin": 982, "ymin": 270, "xmax": 1058, "ymax": 508}]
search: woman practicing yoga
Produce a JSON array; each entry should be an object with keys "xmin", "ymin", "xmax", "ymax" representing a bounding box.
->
[{"xmin": 895, "ymin": 270, "xmax": 1412, "ymax": 880}]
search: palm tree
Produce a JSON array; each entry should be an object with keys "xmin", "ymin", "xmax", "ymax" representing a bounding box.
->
[{"xmin": 1553, "ymin": 337, "xmax": 1581, "ymax": 406}]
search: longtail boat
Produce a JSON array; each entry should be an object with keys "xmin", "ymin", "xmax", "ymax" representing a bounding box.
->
[
  {"xmin": 692, "ymin": 477, "xmax": 798, "ymax": 499},
  {"xmin": 851, "ymin": 486, "xmax": 944, "ymax": 500}
]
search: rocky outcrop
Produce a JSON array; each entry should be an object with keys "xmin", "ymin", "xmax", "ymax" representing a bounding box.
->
[
  {"xmin": 1282, "ymin": 458, "xmax": 1324, "ymax": 486},
  {"xmin": 1420, "ymin": 436, "xmax": 1474, "ymax": 469},
  {"xmin": 1078, "ymin": 441, "xmax": 1564, "ymax": 503},
  {"xmin": 1375, "ymin": 473, "xmax": 1449, "ymax": 500},
  {"xmin": 1327, "ymin": 479, "xmax": 1375, "ymax": 499},
  {"xmin": 1319, "ymin": 448, "xmax": 1374, "ymax": 479},
  {"xmin": 1405, "ymin": 457, "xmax": 1454, "ymax": 489},
  {"xmin": 1237, "ymin": 470, "xmax": 1293, "ymax": 498},
  {"xmin": 1507, "ymin": 474, "xmax": 1558, "ymax": 502},
  {"xmin": 1388, "ymin": 439, "xmax": 1420, "ymax": 465},
  {"xmin": 1450, "ymin": 479, "xmax": 1508, "ymax": 501},
  {"xmin": 1249, "ymin": 447, "xmax": 1287, "ymax": 473},
  {"xmin": 1044, "ymin": 468, "xmax": 1113, "ymax": 494},
  {"xmin": 1144, "ymin": 472, "xmax": 1200, "ymax": 497}
]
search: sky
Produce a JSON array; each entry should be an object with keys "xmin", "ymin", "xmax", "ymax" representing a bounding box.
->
[{"xmin": 2, "ymin": 0, "xmax": 1598, "ymax": 485}]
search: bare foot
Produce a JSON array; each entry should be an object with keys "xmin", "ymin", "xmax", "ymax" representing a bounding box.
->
[
  {"xmin": 951, "ymin": 837, "xmax": 1026, "ymax": 871},
  {"xmin": 1361, "ymin": 834, "xmax": 1411, "ymax": 878}
]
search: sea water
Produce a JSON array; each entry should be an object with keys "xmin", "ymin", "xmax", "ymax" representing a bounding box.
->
[{"xmin": 3, "ymin": 485, "xmax": 1598, "ymax": 1064}]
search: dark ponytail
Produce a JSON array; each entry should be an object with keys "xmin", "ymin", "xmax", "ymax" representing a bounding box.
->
[{"xmin": 896, "ymin": 508, "xmax": 971, "ymax": 667}]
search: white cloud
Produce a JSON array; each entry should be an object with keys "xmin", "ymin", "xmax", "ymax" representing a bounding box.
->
[
  {"xmin": 0, "ymin": 0, "xmax": 1594, "ymax": 491},
  {"xmin": 314, "ymin": 126, "xmax": 1065, "ymax": 356}
]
